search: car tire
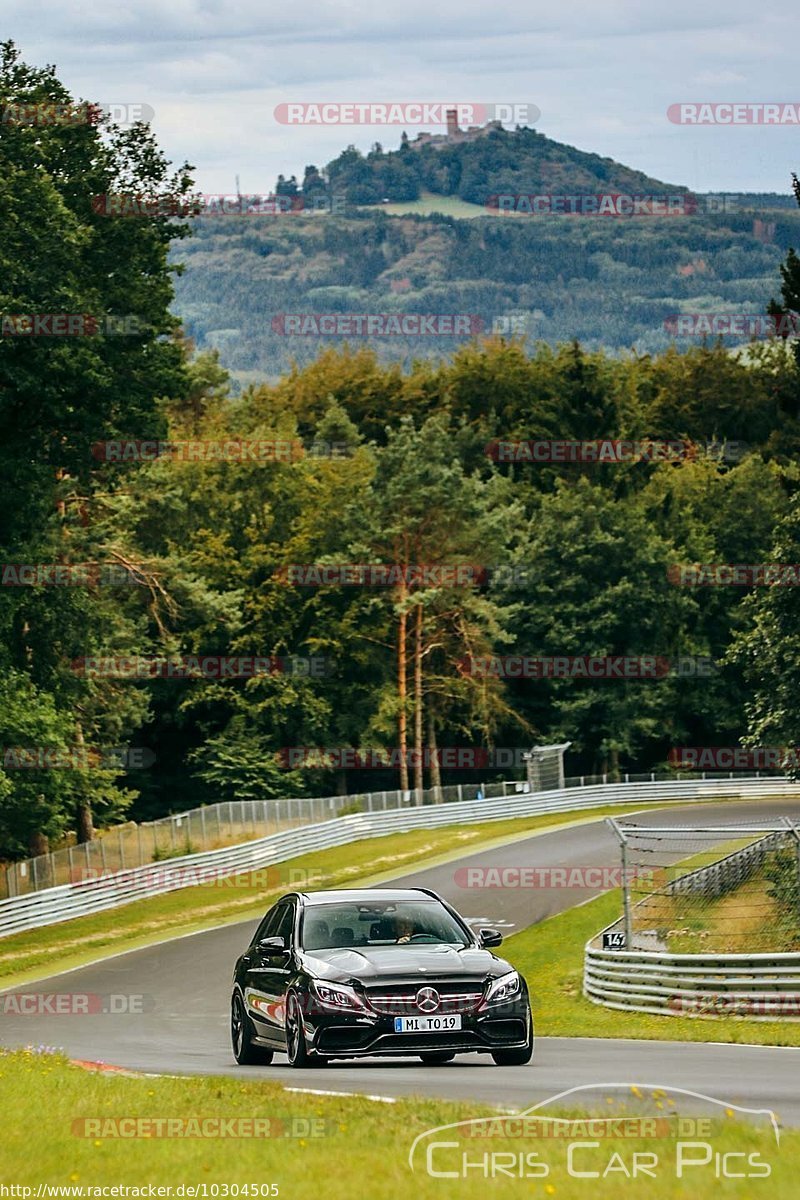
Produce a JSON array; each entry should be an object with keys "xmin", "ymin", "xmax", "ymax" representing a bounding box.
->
[
  {"xmin": 418, "ymin": 1051, "xmax": 456, "ymax": 1064},
  {"xmin": 490, "ymin": 1015, "xmax": 534, "ymax": 1066},
  {"xmin": 231, "ymin": 992, "xmax": 274, "ymax": 1065},
  {"xmin": 285, "ymin": 991, "xmax": 320, "ymax": 1068}
]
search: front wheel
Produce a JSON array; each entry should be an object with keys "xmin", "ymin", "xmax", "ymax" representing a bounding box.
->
[
  {"xmin": 231, "ymin": 993, "xmax": 274, "ymax": 1065},
  {"xmin": 490, "ymin": 1016, "xmax": 534, "ymax": 1066},
  {"xmin": 419, "ymin": 1051, "xmax": 456, "ymax": 1064},
  {"xmin": 285, "ymin": 991, "xmax": 320, "ymax": 1068}
]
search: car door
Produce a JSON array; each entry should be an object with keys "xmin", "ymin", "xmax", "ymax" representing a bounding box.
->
[
  {"xmin": 240, "ymin": 903, "xmax": 282, "ymax": 1038},
  {"xmin": 243, "ymin": 900, "xmax": 296, "ymax": 1045}
]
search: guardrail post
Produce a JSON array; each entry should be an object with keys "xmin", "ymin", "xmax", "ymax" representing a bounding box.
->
[
  {"xmin": 783, "ymin": 818, "xmax": 800, "ymax": 918},
  {"xmin": 607, "ymin": 818, "xmax": 632, "ymax": 949}
]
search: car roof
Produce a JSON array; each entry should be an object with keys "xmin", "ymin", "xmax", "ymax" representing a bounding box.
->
[{"xmin": 295, "ymin": 888, "xmax": 438, "ymax": 905}]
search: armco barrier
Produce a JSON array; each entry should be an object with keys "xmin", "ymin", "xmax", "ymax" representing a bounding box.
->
[
  {"xmin": 2, "ymin": 777, "xmax": 800, "ymax": 939},
  {"xmin": 584, "ymin": 946, "xmax": 800, "ymax": 1020},
  {"xmin": 1, "ymin": 768, "xmax": 785, "ymax": 899},
  {"xmin": 667, "ymin": 829, "xmax": 788, "ymax": 899},
  {"xmin": 585, "ymin": 825, "xmax": 800, "ymax": 1019}
]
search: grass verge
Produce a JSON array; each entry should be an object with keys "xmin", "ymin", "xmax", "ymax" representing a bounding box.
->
[
  {"xmin": 503, "ymin": 889, "xmax": 800, "ymax": 1046},
  {"xmin": 0, "ymin": 1049, "xmax": 795, "ymax": 1195}
]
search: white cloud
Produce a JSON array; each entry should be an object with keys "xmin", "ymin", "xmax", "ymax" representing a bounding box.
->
[{"xmin": 3, "ymin": 0, "xmax": 798, "ymax": 191}]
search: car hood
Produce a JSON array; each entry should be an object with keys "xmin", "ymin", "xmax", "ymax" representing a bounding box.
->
[{"xmin": 301, "ymin": 943, "xmax": 513, "ymax": 982}]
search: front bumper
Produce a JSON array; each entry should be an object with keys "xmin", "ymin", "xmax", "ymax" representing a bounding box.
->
[{"xmin": 306, "ymin": 1000, "xmax": 531, "ymax": 1058}]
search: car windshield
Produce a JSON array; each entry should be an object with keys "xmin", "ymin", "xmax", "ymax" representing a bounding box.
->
[{"xmin": 300, "ymin": 900, "xmax": 471, "ymax": 951}]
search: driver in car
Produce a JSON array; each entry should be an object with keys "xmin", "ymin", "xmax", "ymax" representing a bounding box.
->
[{"xmin": 395, "ymin": 915, "xmax": 418, "ymax": 943}]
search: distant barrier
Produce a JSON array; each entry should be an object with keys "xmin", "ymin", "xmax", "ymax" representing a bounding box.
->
[
  {"xmin": 585, "ymin": 823, "xmax": 800, "ymax": 1019},
  {"xmin": 2, "ymin": 775, "xmax": 799, "ymax": 939}
]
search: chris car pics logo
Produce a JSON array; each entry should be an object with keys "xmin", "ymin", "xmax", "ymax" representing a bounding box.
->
[{"xmin": 408, "ymin": 1084, "xmax": 779, "ymax": 1180}]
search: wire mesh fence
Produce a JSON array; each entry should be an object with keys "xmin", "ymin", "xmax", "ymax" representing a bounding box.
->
[
  {"xmin": 0, "ymin": 776, "xmax": 535, "ymax": 899},
  {"xmin": 605, "ymin": 819, "xmax": 800, "ymax": 953}
]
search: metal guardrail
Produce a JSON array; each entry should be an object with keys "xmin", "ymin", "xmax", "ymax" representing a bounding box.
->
[
  {"xmin": 2, "ymin": 776, "xmax": 800, "ymax": 940},
  {"xmin": 585, "ymin": 825, "xmax": 800, "ymax": 1019},
  {"xmin": 584, "ymin": 947, "xmax": 800, "ymax": 1020},
  {"xmin": 667, "ymin": 829, "xmax": 789, "ymax": 899},
  {"xmin": 1, "ymin": 767, "xmax": 783, "ymax": 900}
]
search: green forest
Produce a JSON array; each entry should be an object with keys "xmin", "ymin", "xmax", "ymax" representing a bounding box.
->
[{"xmin": 3, "ymin": 43, "xmax": 800, "ymax": 860}]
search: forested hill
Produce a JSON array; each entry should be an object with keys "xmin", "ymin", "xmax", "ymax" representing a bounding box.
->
[
  {"xmin": 305, "ymin": 124, "xmax": 682, "ymax": 206},
  {"xmin": 171, "ymin": 188, "xmax": 800, "ymax": 388},
  {"xmin": 169, "ymin": 126, "xmax": 800, "ymax": 387}
]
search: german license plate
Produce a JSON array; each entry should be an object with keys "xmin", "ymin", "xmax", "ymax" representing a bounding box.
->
[{"xmin": 393, "ymin": 1015, "xmax": 462, "ymax": 1032}]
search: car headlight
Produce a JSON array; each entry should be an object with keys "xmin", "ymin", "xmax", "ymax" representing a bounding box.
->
[
  {"xmin": 485, "ymin": 970, "xmax": 521, "ymax": 1005},
  {"xmin": 310, "ymin": 980, "xmax": 367, "ymax": 1012}
]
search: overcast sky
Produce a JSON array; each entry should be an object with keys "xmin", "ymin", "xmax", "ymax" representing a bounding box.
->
[{"xmin": 5, "ymin": 0, "xmax": 799, "ymax": 195}]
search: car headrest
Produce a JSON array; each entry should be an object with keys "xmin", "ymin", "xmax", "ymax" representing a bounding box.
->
[
  {"xmin": 304, "ymin": 919, "xmax": 330, "ymax": 949},
  {"xmin": 330, "ymin": 926, "xmax": 354, "ymax": 947}
]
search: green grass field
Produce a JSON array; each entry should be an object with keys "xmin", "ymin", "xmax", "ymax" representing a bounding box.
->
[
  {"xmin": 0, "ymin": 1048, "xmax": 794, "ymax": 1196},
  {"xmin": 368, "ymin": 190, "xmax": 491, "ymax": 218}
]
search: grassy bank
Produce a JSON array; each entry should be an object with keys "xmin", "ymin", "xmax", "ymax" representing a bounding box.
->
[{"xmin": 0, "ymin": 1049, "xmax": 794, "ymax": 1196}]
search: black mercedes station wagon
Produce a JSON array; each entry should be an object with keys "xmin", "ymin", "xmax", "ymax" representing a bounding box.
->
[{"xmin": 231, "ymin": 887, "xmax": 533, "ymax": 1067}]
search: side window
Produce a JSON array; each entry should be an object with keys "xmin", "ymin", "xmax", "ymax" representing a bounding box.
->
[
  {"xmin": 274, "ymin": 903, "xmax": 296, "ymax": 949},
  {"xmin": 250, "ymin": 904, "xmax": 281, "ymax": 947}
]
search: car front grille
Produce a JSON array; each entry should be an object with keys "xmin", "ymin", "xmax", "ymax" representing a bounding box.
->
[{"xmin": 364, "ymin": 980, "xmax": 485, "ymax": 1016}]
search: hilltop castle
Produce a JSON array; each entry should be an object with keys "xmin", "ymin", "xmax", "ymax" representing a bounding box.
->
[{"xmin": 410, "ymin": 109, "xmax": 503, "ymax": 150}]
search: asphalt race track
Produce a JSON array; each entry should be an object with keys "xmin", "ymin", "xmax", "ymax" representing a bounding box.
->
[{"xmin": 3, "ymin": 799, "xmax": 800, "ymax": 1121}]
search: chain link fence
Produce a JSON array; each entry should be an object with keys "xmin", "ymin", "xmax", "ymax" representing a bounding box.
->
[
  {"xmin": 605, "ymin": 818, "xmax": 800, "ymax": 953},
  {"xmin": 0, "ymin": 767, "xmax": 785, "ymax": 902},
  {"xmin": 0, "ymin": 776, "xmax": 534, "ymax": 899}
]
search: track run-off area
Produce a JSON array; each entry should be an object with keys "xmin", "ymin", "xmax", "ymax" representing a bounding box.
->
[{"xmin": 2, "ymin": 798, "xmax": 800, "ymax": 1120}]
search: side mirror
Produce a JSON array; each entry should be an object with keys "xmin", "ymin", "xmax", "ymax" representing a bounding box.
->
[
  {"xmin": 479, "ymin": 928, "xmax": 503, "ymax": 948},
  {"xmin": 257, "ymin": 935, "xmax": 288, "ymax": 956}
]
